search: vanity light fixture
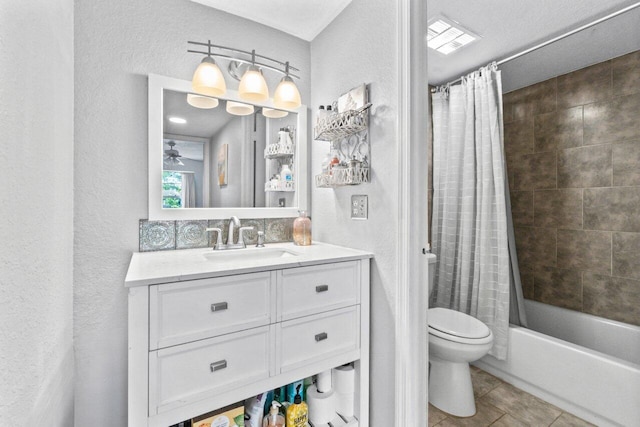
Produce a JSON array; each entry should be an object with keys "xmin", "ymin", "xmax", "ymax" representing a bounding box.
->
[
  {"xmin": 226, "ymin": 100, "xmax": 255, "ymax": 116},
  {"xmin": 187, "ymin": 93, "xmax": 219, "ymax": 109},
  {"xmin": 188, "ymin": 40, "xmax": 301, "ymax": 109},
  {"xmin": 273, "ymin": 62, "xmax": 302, "ymax": 110},
  {"xmin": 191, "ymin": 41, "xmax": 227, "ymax": 97},
  {"xmin": 261, "ymin": 107, "xmax": 289, "ymax": 119},
  {"xmin": 238, "ymin": 50, "xmax": 269, "ymax": 102}
]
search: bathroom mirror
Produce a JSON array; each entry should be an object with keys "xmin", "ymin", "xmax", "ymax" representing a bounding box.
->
[{"xmin": 148, "ymin": 74, "xmax": 308, "ymax": 220}]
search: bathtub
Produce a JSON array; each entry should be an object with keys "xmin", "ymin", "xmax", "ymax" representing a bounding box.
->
[{"xmin": 474, "ymin": 300, "xmax": 640, "ymax": 427}]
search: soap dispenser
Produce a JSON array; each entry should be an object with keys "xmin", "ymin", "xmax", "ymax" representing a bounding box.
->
[
  {"xmin": 286, "ymin": 384, "xmax": 308, "ymax": 427},
  {"xmin": 263, "ymin": 401, "xmax": 285, "ymax": 427}
]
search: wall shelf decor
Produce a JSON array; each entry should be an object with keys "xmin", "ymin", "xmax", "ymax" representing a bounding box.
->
[{"xmin": 314, "ymin": 87, "xmax": 371, "ymax": 188}]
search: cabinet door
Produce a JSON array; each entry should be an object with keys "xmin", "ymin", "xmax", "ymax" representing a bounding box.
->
[
  {"xmin": 278, "ymin": 261, "xmax": 359, "ymax": 321},
  {"xmin": 149, "ymin": 325, "xmax": 274, "ymax": 415},
  {"xmin": 150, "ymin": 271, "xmax": 275, "ymax": 349},
  {"xmin": 277, "ymin": 306, "xmax": 360, "ymax": 373}
]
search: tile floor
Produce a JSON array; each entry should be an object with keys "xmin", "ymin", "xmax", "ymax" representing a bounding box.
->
[{"xmin": 428, "ymin": 366, "xmax": 596, "ymax": 426}]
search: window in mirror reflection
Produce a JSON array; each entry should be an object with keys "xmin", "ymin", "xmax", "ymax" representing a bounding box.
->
[{"xmin": 162, "ymin": 139, "xmax": 204, "ymax": 208}]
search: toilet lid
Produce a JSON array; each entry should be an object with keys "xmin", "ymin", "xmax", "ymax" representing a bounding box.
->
[{"xmin": 428, "ymin": 308, "xmax": 491, "ymax": 339}]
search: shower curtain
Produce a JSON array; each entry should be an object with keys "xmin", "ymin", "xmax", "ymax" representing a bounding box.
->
[
  {"xmin": 181, "ymin": 172, "xmax": 196, "ymax": 208},
  {"xmin": 430, "ymin": 63, "xmax": 526, "ymax": 360}
]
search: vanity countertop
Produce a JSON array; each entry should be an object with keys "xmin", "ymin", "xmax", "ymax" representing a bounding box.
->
[{"xmin": 125, "ymin": 241, "xmax": 373, "ymax": 287}]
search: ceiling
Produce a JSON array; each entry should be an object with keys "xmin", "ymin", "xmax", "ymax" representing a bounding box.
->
[
  {"xmin": 427, "ymin": 0, "xmax": 640, "ymax": 89},
  {"xmin": 191, "ymin": 0, "xmax": 640, "ymax": 93},
  {"xmin": 191, "ymin": 0, "xmax": 353, "ymax": 42}
]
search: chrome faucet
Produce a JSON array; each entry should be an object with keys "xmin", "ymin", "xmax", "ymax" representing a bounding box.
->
[{"xmin": 207, "ymin": 216, "xmax": 254, "ymax": 250}]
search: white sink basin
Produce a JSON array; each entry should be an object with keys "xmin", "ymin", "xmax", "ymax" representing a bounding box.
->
[{"xmin": 202, "ymin": 247, "xmax": 299, "ymax": 264}]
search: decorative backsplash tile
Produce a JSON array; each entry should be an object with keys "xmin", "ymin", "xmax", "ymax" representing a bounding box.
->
[
  {"xmin": 176, "ymin": 220, "xmax": 209, "ymax": 250},
  {"xmin": 265, "ymin": 218, "xmax": 294, "ymax": 243},
  {"xmin": 139, "ymin": 220, "xmax": 176, "ymax": 252},
  {"xmin": 139, "ymin": 217, "xmax": 294, "ymax": 252}
]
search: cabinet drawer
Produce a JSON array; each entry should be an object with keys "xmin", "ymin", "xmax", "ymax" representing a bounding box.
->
[
  {"xmin": 149, "ymin": 325, "xmax": 274, "ymax": 415},
  {"xmin": 277, "ymin": 306, "xmax": 360, "ymax": 373},
  {"xmin": 150, "ymin": 272, "xmax": 275, "ymax": 349},
  {"xmin": 278, "ymin": 262, "xmax": 359, "ymax": 321}
]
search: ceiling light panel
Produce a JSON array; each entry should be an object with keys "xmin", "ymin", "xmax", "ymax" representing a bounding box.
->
[{"xmin": 427, "ymin": 16, "xmax": 480, "ymax": 55}]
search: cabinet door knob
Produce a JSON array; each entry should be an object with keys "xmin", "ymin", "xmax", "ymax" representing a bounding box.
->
[
  {"xmin": 315, "ymin": 285, "xmax": 329, "ymax": 293},
  {"xmin": 211, "ymin": 302, "xmax": 228, "ymax": 312},
  {"xmin": 210, "ymin": 360, "xmax": 227, "ymax": 372},
  {"xmin": 315, "ymin": 332, "xmax": 328, "ymax": 342}
]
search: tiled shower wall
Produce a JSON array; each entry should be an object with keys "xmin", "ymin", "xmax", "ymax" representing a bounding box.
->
[
  {"xmin": 504, "ymin": 50, "xmax": 640, "ymax": 326},
  {"xmin": 139, "ymin": 218, "xmax": 295, "ymax": 251}
]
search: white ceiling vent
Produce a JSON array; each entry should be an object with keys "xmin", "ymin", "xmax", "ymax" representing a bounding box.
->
[{"xmin": 427, "ymin": 16, "xmax": 480, "ymax": 55}]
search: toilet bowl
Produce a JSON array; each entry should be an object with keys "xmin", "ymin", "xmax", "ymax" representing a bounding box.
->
[{"xmin": 428, "ymin": 307, "xmax": 494, "ymax": 417}]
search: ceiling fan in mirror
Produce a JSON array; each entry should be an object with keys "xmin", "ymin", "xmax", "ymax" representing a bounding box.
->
[{"xmin": 164, "ymin": 141, "xmax": 184, "ymax": 166}]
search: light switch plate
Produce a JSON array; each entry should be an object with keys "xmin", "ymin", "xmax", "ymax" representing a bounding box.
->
[{"xmin": 351, "ymin": 195, "xmax": 368, "ymax": 220}]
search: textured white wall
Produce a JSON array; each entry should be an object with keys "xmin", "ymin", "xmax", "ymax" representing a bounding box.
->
[
  {"xmin": 0, "ymin": 0, "xmax": 74, "ymax": 425},
  {"xmin": 73, "ymin": 1, "xmax": 310, "ymax": 424},
  {"xmin": 310, "ymin": 0, "xmax": 400, "ymax": 425}
]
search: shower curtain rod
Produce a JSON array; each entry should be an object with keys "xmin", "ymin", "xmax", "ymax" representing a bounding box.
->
[{"xmin": 432, "ymin": 1, "xmax": 640, "ymax": 91}]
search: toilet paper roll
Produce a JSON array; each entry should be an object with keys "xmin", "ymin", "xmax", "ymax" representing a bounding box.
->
[
  {"xmin": 316, "ymin": 370, "xmax": 332, "ymax": 393},
  {"xmin": 332, "ymin": 365, "xmax": 355, "ymax": 394},
  {"xmin": 307, "ymin": 385, "xmax": 335, "ymax": 425},
  {"xmin": 334, "ymin": 391, "xmax": 354, "ymax": 418}
]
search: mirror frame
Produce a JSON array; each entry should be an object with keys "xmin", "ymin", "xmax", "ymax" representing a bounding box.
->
[{"xmin": 148, "ymin": 74, "xmax": 308, "ymax": 220}]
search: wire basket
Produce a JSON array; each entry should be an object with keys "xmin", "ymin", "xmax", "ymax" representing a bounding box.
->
[
  {"xmin": 315, "ymin": 167, "xmax": 369, "ymax": 188},
  {"xmin": 265, "ymin": 181, "xmax": 295, "ymax": 192},
  {"xmin": 314, "ymin": 103, "xmax": 372, "ymax": 141},
  {"xmin": 264, "ymin": 143, "xmax": 294, "ymax": 159}
]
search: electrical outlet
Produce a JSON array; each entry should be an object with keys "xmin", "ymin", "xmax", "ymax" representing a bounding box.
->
[
  {"xmin": 351, "ymin": 195, "xmax": 368, "ymax": 220},
  {"xmin": 278, "ymin": 198, "xmax": 285, "ymax": 207}
]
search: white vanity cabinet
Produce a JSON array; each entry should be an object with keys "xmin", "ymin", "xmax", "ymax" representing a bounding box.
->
[{"xmin": 126, "ymin": 243, "xmax": 371, "ymax": 427}]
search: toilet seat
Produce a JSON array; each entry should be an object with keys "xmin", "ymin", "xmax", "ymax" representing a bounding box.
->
[{"xmin": 428, "ymin": 308, "xmax": 493, "ymax": 345}]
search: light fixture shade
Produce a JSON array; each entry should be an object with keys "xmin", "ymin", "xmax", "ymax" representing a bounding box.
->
[
  {"xmin": 238, "ymin": 65, "xmax": 269, "ymax": 101},
  {"xmin": 226, "ymin": 100, "xmax": 255, "ymax": 116},
  {"xmin": 187, "ymin": 93, "xmax": 219, "ymax": 109},
  {"xmin": 192, "ymin": 56, "xmax": 227, "ymax": 97},
  {"xmin": 262, "ymin": 108, "xmax": 289, "ymax": 118},
  {"xmin": 273, "ymin": 76, "xmax": 301, "ymax": 109}
]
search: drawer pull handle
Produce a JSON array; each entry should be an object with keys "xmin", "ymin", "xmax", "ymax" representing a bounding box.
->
[
  {"xmin": 316, "ymin": 285, "xmax": 329, "ymax": 293},
  {"xmin": 315, "ymin": 332, "xmax": 328, "ymax": 342},
  {"xmin": 210, "ymin": 302, "xmax": 228, "ymax": 312},
  {"xmin": 210, "ymin": 360, "xmax": 227, "ymax": 372}
]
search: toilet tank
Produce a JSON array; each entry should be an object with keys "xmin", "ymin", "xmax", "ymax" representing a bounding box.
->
[{"xmin": 426, "ymin": 253, "xmax": 437, "ymax": 295}]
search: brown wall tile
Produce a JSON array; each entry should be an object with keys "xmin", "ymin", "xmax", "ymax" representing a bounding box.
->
[
  {"xmin": 503, "ymin": 79, "xmax": 556, "ymax": 122},
  {"xmin": 519, "ymin": 267, "xmax": 535, "ymax": 300},
  {"xmin": 584, "ymin": 187, "xmax": 640, "ymax": 232},
  {"xmin": 583, "ymin": 273, "xmax": 640, "ymax": 326},
  {"xmin": 584, "ymin": 93, "xmax": 640, "ymax": 145},
  {"xmin": 510, "ymin": 191, "xmax": 534, "ymax": 226},
  {"xmin": 612, "ymin": 50, "xmax": 640, "ymax": 97},
  {"xmin": 534, "ymin": 106, "xmax": 583, "ymax": 153},
  {"xmin": 533, "ymin": 266, "xmax": 582, "ymax": 311},
  {"xmin": 533, "ymin": 189, "xmax": 582, "ymax": 229},
  {"xmin": 613, "ymin": 140, "xmax": 640, "ymax": 186},
  {"xmin": 557, "ymin": 145, "xmax": 612, "ymax": 189},
  {"xmin": 557, "ymin": 61, "xmax": 612, "ymax": 109},
  {"xmin": 504, "ymin": 119, "xmax": 534, "ymax": 161},
  {"xmin": 513, "ymin": 152, "xmax": 557, "ymax": 191},
  {"xmin": 514, "ymin": 226, "xmax": 556, "ymax": 268},
  {"xmin": 557, "ymin": 229, "xmax": 611, "ymax": 274},
  {"xmin": 613, "ymin": 232, "xmax": 640, "ymax": 280}
]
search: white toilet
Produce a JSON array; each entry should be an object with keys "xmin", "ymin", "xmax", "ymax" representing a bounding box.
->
[{"xmin": 427, "ymin": 256, "xmax": 494, "ymax": 417}]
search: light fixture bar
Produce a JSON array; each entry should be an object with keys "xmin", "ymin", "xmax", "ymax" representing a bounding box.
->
[{"xmin": 187, "ymin": 41, "xmax": 300, "ymax": 79}]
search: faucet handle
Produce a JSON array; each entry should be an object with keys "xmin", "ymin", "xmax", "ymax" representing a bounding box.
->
[
  {"xmin": 256, "ymin": 231, "xmax": 265, "ymax": 248},
  {"xmin": 206, "ymin": 227, "xmax": 223, "ymax": 250},
  {"xmin": 238, "ymin": 226, "xmax": 255, "ymax": 248}
]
